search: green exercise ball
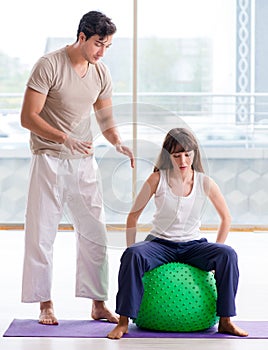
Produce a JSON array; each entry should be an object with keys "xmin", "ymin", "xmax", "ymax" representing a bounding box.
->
[{"xmin": 133, "ymin": 262, "xmax": 219, "ymax": 332}]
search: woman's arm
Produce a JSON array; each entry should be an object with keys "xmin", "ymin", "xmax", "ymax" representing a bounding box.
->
[
  {"xmin": 204, "ymin": 176, "xmax": 231, "ymax": 244},
  {"xmin": 126, "ymin": 172, "xmax": 160, "ymax": 247}
]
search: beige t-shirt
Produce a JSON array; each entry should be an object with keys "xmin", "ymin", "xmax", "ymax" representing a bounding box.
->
[{"xmin": 27, "ymin": 47, "xmax": 113, "ymax": 158}]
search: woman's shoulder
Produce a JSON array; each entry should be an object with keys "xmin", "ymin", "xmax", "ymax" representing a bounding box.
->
[
  {"xmin": 146, "ymin": 171, "xmax": 161, "ymax": 193},
  {"xmin": 147, "ymin": 171, "xmax": 161, "ymax": 184},
  {"xmin": 197, "ymin": 172, "xmax": 217, "ymax": 195},
  {"xmin": 195, "ymin": 171, "xmax": 209, "ymax": 181}
]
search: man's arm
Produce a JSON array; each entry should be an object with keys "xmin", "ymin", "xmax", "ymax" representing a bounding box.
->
[
  {"xmin": 21, "ymin": 87, "xmax": 67, "ymax": 143},
  {"xmin": 94, "ymin": 97, "xmax": 135, "ymax": 167},
  {"xmin": 21, "ymin": 87, "xmax": 92, "ymax": 154}
]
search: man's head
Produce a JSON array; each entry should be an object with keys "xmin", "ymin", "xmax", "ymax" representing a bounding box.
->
[{"xmin": 77, "ymin": 11, "xmax": 117, "ymax": 42}]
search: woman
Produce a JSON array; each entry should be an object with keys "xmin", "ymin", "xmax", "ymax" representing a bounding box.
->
[{"xmin": 108, "ymin": 128, "xmax": 248, "ymax": 339}]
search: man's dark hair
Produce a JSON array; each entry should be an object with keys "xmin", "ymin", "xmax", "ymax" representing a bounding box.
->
[{"xmin": 77, "ymin": 11, "xmax": 117, "ymax": 41}]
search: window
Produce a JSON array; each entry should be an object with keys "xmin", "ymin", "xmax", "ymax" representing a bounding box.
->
[{"xmin": 0, "ymin": 0, "xmax": 267, "ymax": 226}]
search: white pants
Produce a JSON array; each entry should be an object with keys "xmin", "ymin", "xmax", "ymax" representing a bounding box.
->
[{"xmin": 21, "ymin": 154, "xmax": 109, "ymax": 302}]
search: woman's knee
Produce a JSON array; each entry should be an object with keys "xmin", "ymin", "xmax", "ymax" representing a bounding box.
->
[
  {"xmin": 121, "ymin": 244, "xmax": 146, "ymax": 264},
  {"xmin": 218, "ymin": 244, "xmax": 238, "ymax": 264}
]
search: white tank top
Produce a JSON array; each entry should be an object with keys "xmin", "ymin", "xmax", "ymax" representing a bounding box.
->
[{"xmin": 150, "ymin": 170, "xmax": 207, "ymax": 242}]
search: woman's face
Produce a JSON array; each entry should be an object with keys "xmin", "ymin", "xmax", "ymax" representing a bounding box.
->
[{"xmin": 170, "ymin": 150, "xmax": 194, "ymax": 172}]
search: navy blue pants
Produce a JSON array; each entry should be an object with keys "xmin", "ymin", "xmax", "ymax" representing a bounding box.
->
[{"xmin": 115, "ymin": 235, "xmax": 239, "ymax": 319}]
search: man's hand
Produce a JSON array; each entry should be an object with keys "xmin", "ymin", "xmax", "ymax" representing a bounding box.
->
[
  {"xmin": 115, "ymin": 143, "xmax": 135, "ymax": 168},
  {"xmin": 64, "ymin": 136, "xmax": 93, "ymax": 155}
]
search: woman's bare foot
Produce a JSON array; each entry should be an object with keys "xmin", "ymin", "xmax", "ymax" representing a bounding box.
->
[
  {"xmin": 91, "ymin": 300, "xmax": 119, "ymax": 323},
  {"xmin": 218, "ymin": 317, "xmax": 248, "ymax": 337},
  {"xmin": 107, "ymin": 316, "xmax": 129, "ymax": 339},
  {"xmin": 39, "ymin": 300, "xmax": 58, "ymax": 325}
]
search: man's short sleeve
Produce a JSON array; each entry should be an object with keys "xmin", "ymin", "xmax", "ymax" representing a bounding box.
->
[
  {"xmin": 27, "ymin": 57, "xmax": 53, "ymax": 95},
  {"xmin": 96, "ymin": 62, "xmax": 113, "ymax": 100}
]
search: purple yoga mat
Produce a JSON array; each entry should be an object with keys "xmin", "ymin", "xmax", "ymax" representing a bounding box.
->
[{"xmin": 3, "ymin": 319, "xmax": 268, "ymax": 339}]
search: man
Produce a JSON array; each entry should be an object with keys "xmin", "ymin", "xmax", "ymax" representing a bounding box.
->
[{"xmin": 20, "ymin": 10, "xmax": 134, "ymax": 325}]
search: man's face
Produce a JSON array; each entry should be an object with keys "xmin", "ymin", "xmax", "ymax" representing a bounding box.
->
[{"xmin": 81, "ymin": 34, "xmax": 113, "ymax": 64}]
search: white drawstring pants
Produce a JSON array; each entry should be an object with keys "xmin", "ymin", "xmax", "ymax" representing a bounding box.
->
[{"xmin": 21, "ymin": 154, "xmax": 109, "ymax": 302}]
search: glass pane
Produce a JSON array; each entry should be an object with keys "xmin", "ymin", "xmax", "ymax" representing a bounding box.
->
[{"xmin": 137, "ymin": 0, "xmax": 236, "ymax": 128}]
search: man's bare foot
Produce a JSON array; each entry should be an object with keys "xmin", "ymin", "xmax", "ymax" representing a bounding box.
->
[
  {"xmin": 39, "ymin": 300, "xmax": 58, "ymax": 325},
  {"xmin": 107, "ymin": 316, "xmax": 129, "ymax": 339},
  {"xmin": 91, "ymin": 300, "xmax": 119, "ymax": 323},
  {"xmin": 218, "ymin": 317, "xmax": 248, "ymax": 337}
]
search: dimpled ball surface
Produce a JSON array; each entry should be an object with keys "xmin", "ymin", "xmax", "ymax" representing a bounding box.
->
[{"xmin": 133, "ymin": 262, "xmax": 219, "ymax": 332}]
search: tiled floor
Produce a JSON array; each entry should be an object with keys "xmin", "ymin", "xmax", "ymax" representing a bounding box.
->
[{"xmin": 0, "ymin": 229, "xmax": 268, "ymax": 349}]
